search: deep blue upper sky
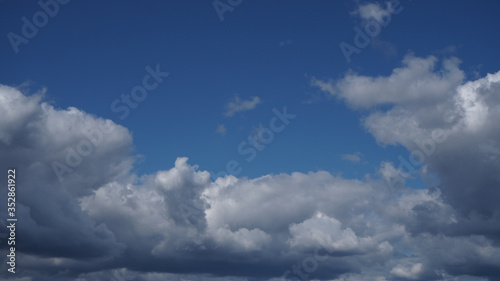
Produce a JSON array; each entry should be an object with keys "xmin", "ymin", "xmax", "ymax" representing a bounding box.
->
[{"xmin": 1, "ymin": 0, "xmax": 500, "ymax": 185}]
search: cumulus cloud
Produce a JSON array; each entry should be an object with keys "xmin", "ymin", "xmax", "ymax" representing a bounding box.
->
[
  {"xmin": 2, "ymin": 61, "xmax": 500, "ymax": 281},
  {"xmin": 330, "ymin": 55, "xmax": 500, "ymax": 218},
  {"xmin": 0, "ymin": 86, "xmax": 133, "ymax": 266},
  {"xmin": 287, "ymin": 212, "xmax": 375, "ymax": 253},
  {"xmin": 224, "ymin": 95, "xmax": 261, "ymax": 117},
  {"xmin": 390, "ymin": 262, "xmax": 424, "ymax": 280},
  {"xmin": 312, "ymin": 55, "xmax": 464, "ymax": 110},
  {"xmin": 312, "ymin": 54, "xmax": 500, "ymax": 279}
]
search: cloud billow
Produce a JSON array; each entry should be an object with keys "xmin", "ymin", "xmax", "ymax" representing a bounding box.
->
[{"xmin": 2, "ymin": 55, "xmax": 500, "ymax": 280}]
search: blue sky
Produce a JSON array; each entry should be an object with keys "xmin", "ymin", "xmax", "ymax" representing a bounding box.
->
[
  {"xmin": 1, "ymin": 1, "xmax": 500, "ymax": 280},
  {"xmin": 1, "ymin": 0, "xmax": 500, "ymax": 183}
]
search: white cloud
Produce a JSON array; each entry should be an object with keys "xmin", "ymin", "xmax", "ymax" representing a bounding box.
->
[
  {"xmin": 312, "ymin": 55, "xmax": 464, "ymax": 109},
  {"xmin": 354, "ymin": 3, "xmax": 388, "ymax": 22},
  {"xmin": 390, "ymin": 262, "xmax": 423, "ymax": 280},
  {"xmin": 352, "ymin": 1, "xmax": 402, "ymax": 22},
  {"xmin": 287, "ymin": 212, "xmax": 374, "ymax": 253},
  {"xmin": 310, "ymin": 77, "xmax": 335, "ymax": 96},
  {"xmin": 0, "ymin": 85, "xmax": 43, "ymax": 144},
  {"xmin": 378, "ymin": 161, "xmax": 411, "ymax": 187},
  {"xmin": 3, "ymin": 76, "xmax": 500, "ymax": 280},
  {"xmin": 210, "ymin": 227, "xmax": 271, "ymax": 251},
  {"xmin": 315, "ymin": 55, "xmax": 500, "ymax": 218},
  {"xmin": 224, "ymin": 94, "xmax": 261, "ymax": 117},
  {"xmin": 342, "ymin": 152, "xmax": 363, "ymax": 163}
]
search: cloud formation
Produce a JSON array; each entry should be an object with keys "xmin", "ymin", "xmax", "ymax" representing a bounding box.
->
[
  {"xmin": 352, "ymin": 0, "xmax": 403, "ymax": 23},
  {"xmin": 312, "ymin": 55, "xmax": 464, "ymax": 109},
  {"xmin": 224, "ymin": 95, "xmax": 261, "ymax": 117},
  {"xmin": 2, "ymin": 53, "xmax": 500, "ymax": 281},
  {"xmin": 353, "ymin": 2, "xmax": 390, "ymax": 22},
  {"xmin": 215, "ymin": 124, "xmax": 227, "ymax": 136},
  {"xmin": 314, "ymin": 54, "xmax": 500, "ymax": 217},
  {"xmin": 341, "ymin": 152, "xmax": 363, "ymax": 163}
]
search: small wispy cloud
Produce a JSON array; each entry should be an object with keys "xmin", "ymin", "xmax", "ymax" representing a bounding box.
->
[
  {"xmin": 279, "ymin": 39, "xmax": 292, "ymax": 47},
  {"xmin": 224, "ymin": 95, "xmax": 261, "ymax": 117},
  {"xmin": 303, "ymin": 92, "xmax": 324, "ymax": 104},
  {"xmin": 310, "ymin": 77, "xmax": 335, "ymax": 96},
  {"xmin": 371, "ymin": 37, "xmax": 398, "ymax": 59},
  {"xmin": 215, "ymin": 124, "xmax": 227, "ymax": 136},
  {"xmin": 248, "ymin": 123, "xmax": 265, "ymax": 146},
  {"xmin": 302, "ymin": 76, "xmax": 337, "ymax": 104},
  {"xmin": 342, "ymin": 152, "xmax": 363, "ymax": 163}
]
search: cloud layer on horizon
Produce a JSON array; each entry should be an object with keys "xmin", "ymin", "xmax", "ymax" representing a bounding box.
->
[{"xmin": 1, "ymin": 54, "xmax": 500, "ymax": 281}]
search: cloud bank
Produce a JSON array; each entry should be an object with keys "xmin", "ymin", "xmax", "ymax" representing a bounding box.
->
[{"xmin": 2, "ymin": 54, "xmax": 500, "ymax": 280}]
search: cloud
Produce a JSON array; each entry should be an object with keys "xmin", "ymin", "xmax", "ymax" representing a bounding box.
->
[
  {"xmin": 279, "ymin": 39, "xmax": 292, "ymax": 47},
  {"xmin": 310, "ymin": 77, "xmax": 336, "ymax": 96},
  {"xmin": 2, "ymin": 66, "xmax": 500, "ymax": 281},
  {"xmin": 215, "ymin": 124, "xmax": 227, "ymax": 136},
  {"xmin": 342, "ymin": 152, "xmax": 363, "ymax": 163},
  {"xmin": 371, "ymin": 37, "xmax": 398, "ymax": 59},
  {"xmin": 353, "ymin": 2, "xmax": 388, "ymax": 22},
  {"xmin": 312, "ymin": 55, "xmax": 464, "ymax": 109},
  {"xmin": 224, "ymin": 95, "xmax": 261, "ymax": 117},
  {"xmin": 316, "ymin": 55, "xmax": 500, "ymax": 219},
  {"xmin": 287, "ymin": 212, "xmax": 375, "ymax": 253},
  {"xmin": 352, "ymin": 1, "xmax": 401, "ymax": 22},
  {"xmin": 0, "ymin": 86, "xmax": 133, "ymax": 265},
  {"xmin": 390, "ymin": 262, "xmax": 424, "ymax": 280},
  {"xmin": 312, "ymin": 55, "xmax": 500, "ymax": 279}
]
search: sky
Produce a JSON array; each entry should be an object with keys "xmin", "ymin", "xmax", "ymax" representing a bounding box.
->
[{"xmin": 1, "ymin": 0, "xmax": 500, "ymax": 280}]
